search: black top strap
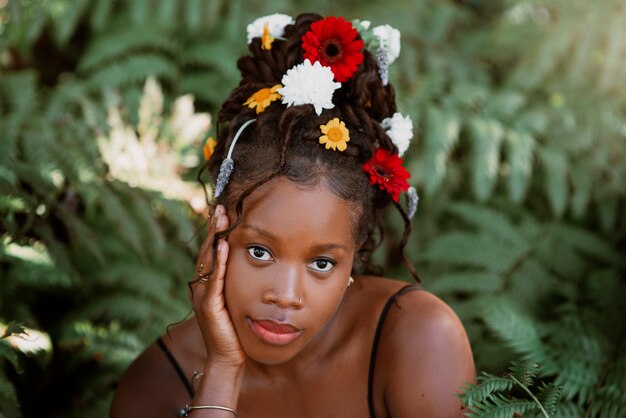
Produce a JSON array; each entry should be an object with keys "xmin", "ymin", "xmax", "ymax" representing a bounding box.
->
[
  {"xmin": 368, "ymin": 284, "xmax": 421, "ymax": 418},
  {"xmin": 156, "ymin": 337, "xmax": 194, "ymax": 398}
]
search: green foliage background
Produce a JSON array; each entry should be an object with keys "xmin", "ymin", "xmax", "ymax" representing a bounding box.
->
[{"xmin": 0, "ymin": 0, "xmax": 624, "ymax": 417}]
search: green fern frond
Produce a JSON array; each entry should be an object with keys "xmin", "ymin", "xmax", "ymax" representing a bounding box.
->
[
  {"xmin": 460, "ymin": 373, "xmax": 514, "ymax": 407},
  {"xmin": 86, "ymin": 54, "xmax": 178, "ymax": 90},
  {"xmin": 180, "ymin": 73, "xmax": 238, "ymax": 104},
  {"xmin": 537, "ymin": 147, "xmax": 569, "ymax": 218},
  {"xmin": 423, "ymin": 232, "xmax": 527, "ymax": 274},
  {"xmin": 0, "ymin": 71, "xmax": 39, "ymax": 117},
  {"xmin": 590, "ymin": 384, "xmax": 626, "ymax": 418},
  {"xmin": 482, "ymin": 90, "xmax": 526, "ymax": 121},
  {"xmin": 479, "ymin": 297, "xmax": 546, "ymax": 360},
  {"xmin": 537, "ymin": 382, "xmax": 563, "ymax": 415},
  {"xmin": 447, "ymin": 203, "xmax": 526, "ymax": 245},
  {"xmin": 468, "ymin": 118, "xmax": 505, "ymax": 202},
  {"xmin": 89, "ymin": 0, "xmax": 113, "ymax": 31},
  {"xmin": 465, "ymin": 394, "xmax": 539, "ymax": 418},
  {"xmin": 427, "ymin": 271, "xmax": 503, "ymax": 295},
  {"xmin": 180, "ymin": 41, "xmax": 243, "ymax": 73},
  {"xmin": 504, "ymin": 130, "xmax": 535, "ymax": 203},
  {"xmin": 50, "ymin": 0, "xmax": 90, "ymax": 46},
  {"xmin": 79, "ymin": 28, "xmax": 178, "ymax": 72},
  {"xmin": 68, "ymin": 293, "xmax": 154, "ymax": 325},
  {"xmin": 509, "ymin": 360, "xmax": 540, "ymax": 386},
  {"xmin": 420, "ymin": 107, "xmax": 460, "ymax": 196}
]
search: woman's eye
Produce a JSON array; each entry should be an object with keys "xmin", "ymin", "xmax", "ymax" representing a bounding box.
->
[
  {"xmin": 247, "ymin": 246, "xmax": 273, "ymax": 261},
  {"xmin": 308, "ymin": 258, "xmax": 335, "ymax": 273}
]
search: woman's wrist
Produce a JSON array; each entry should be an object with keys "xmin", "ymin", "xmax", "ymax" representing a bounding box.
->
[{"xmin": 188, "ymin": 361, "xmax": 245, "ymax": 416}]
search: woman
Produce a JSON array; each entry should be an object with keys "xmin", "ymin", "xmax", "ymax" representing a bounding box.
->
[{"xmin": 110, "ymin": 12, "xmax": 475, "ymax": 418}]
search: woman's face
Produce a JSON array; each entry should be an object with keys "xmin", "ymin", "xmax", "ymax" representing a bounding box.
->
[{"xmin": 224, "ymin": 177, "xmax": 357, "ymax": 365}]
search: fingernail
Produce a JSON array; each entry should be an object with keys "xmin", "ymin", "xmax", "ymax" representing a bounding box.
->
[
  {"xmin": 217, "ymin": 240, "xmax": 224, "ymax": 251},
  {"xmin": 216, "ymin": 205, "xmax": 223, "ymax": 217}
]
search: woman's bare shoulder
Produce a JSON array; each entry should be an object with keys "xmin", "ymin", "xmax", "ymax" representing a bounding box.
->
[{"xmin": 372, "ymin": 281, "xmax": 476, "ymax": 417}]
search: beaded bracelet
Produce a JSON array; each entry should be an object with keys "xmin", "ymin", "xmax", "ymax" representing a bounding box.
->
[{"xmin": 179, "ymin": 404, "xmax": 237, "ymax": 417}]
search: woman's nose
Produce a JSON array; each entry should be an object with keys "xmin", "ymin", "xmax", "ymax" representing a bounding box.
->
[{"xmin": 261, "ymin": 267, "xmax": 304, "ymax": 309}]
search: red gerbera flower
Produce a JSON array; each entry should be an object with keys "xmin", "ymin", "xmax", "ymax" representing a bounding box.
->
[
  {"xmin": 363, "ymin": 148, "xmax": 411, "ymax": 202},
  {"xmin": 301, "ymin": 16, "xmax": 364, "ymax": 83}
]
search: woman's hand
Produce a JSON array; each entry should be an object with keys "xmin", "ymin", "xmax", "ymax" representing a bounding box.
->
[{"xmin": 190, "ymin": 204, "xmax": 246, "ymax": 369}]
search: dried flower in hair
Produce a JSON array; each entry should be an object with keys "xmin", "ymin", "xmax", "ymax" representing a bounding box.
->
[
  {"xmin": 247, "ymin": 13, "xmax": 294, "ymax": 44},
  {"xmin": 319, "ymin": 118, "xmax": 350, "ymax": 151},
  {"xmin": 278, "ymin": 59, "xmax": 341, "ymax": 116},
  {"xmin": 301, "ymin": 16, "xmax": 364, "ymax": 83},
  {"xmin": 372, "ymin": 24, "xmax": 401, "ymax": 65},
  {"xmin": 203, "ymin": 137, "xmax": 218, "ymax": 161},
  {"xmin": 363, "ymin": 148, "xmax": 410, "ymax": 202},
  {"xmin": 381, "ymin": 112, "xmax": 413, "ymax": 156},
  {"xmin": 244, "ymin": 84, "xmax": 283, "ymax": 114}
]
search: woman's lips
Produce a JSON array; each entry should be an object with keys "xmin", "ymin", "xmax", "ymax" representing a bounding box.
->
[{"xmin": 249, "ymin": 319, "xmax": 302, "ymax": 345}]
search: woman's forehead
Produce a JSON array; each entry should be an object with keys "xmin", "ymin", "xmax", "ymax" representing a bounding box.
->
[{"xmin": 237, "ymin": 177, "xmax": 355, "ymax": 245}]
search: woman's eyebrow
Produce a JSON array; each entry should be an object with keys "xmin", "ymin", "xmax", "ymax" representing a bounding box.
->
[
  {"xmin": 241, "ymin": 224, "xmax": 278, "ymax": 241},
  {"xmin": 310, "ymin": 243, "xmax": 348, "ymax": 252},
  {"xmin": 241, "ymin": 225, "xmax": 348, "ymax": 252}
]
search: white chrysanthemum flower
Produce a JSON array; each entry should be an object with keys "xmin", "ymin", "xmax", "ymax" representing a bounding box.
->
[
  {"xmin": 278, "ymin": 59, "xmax": 341, "ymax": 116},
  {"xmin": 381, "ymin": 112, "xmax": 413, "ymax": 156},
  {"xmin": 246, "ymin": 13, "xmax": 295, "ymax": 44},
  {"xmin": 372, "ymin": 24, "xmax": 401, "ymax": 64}
]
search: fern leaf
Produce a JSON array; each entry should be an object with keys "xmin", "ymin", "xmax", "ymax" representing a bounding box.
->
[
  {"xmin": 550, "ymin": 222, "xmax": 623, "ymax": 267},
  {"xmin": 86, "ymin": 54, "xmax": 178, "ymax": 91},
  {"xmin": 184, "ymin": 0, "xmax": 203, "ymax": 32},
  {"xmin": 424, "ymin": 232, "xmax": 527, "ymax": 274},
  {"xmin": 89, "ymin": 0, "xmax": 112, "ymax": 31},
  {"xmin": 447, "ymin": 202, "xmax": 526, "ymax": 245},
  {"xmin": 427, "ymin": 271, "xmax": 503, "ymax": 295},
  {"xmin": 483, "ymin": 90, "xmax": 526, "ymax": 121},
  {"xmin": 479, "ymin": 296, "xmax": 545, "ymax": 359},
  {"xmin": 504, "ymin": 130, "xmax": 535, "ymax": 203},
  {"xmin": 509, "ymin": 360, "xmax": 540, "ymax": 386},
  {"xmin": 536, "ymin": 382, "xmax": 562, "ymax": 415},
  {"xmin": 465, "ymin": 394, "xmax": 539, "ymax": 418},
  {"xmin": 98, "ymin": 186, "xmax": 145, "ymax": 257},
  {"xmin": 460, "ymin": 373, "xmax": 514, "ymax": 407},
  {"xmin": 537, "ymin": 147, "xmax": 569, "ymax": 218},
  {"xmin": 51, "ymin": 0, "xmax": 90, "ymax": 46},
  {"xmin": 569, "ymin": 160, "xmax": 593, "ymax": 218},
  {"xmin": 79, "ymin": 29, "xmax": 178, "ymax": 72},
  {"xmin": 421, "ymin": 108, "xmax": 460, "ymax": 196},
  {"xmin": 69, "ymin": 293, "xmax": 154, "ymax": 325},
  {"xmin": 468, "ymin": 118, "xmax": 505, "ymax": 202},
  {"xmin": 0, "ymin": 71, "xmax": 38, "ymax": 117},
  {"xmin": 129, "ymin": 0, "xmax": 150, "ymax": 25}
]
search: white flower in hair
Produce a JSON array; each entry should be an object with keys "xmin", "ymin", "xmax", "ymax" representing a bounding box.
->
[
  {"xmin": 246, "ymin": 13, "xmax": 295, "ymax": 44},
  {"xmin": 278, "ymin": 59, "xmax": 341, "ymax": 116},
  {"xmin": 372, "ymin": 24, "xmax": 401, "ymax": 64},
  {"xmin": 381, "ymin": 112, "xmax": 413, "ymax": 156}
]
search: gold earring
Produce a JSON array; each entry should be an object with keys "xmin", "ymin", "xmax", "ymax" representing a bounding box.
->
[{"xmin": 348, "ymin": 276, "xmax": 354, "ymax": 287}]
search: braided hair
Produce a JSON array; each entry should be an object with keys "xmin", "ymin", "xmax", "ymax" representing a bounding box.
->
[{"xmin": 203, "ymin": 13, "xmax": 418, "ymax": 281}]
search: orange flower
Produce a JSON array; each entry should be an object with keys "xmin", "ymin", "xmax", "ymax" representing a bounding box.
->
[
  {"xmin": 244, "ymin": 84, "xmax": 283, "ymax": 114},
  {"xmin": 203, "ymin": 137, "xmax": 217, "ymax": 161},
  {"xmin": 262, "ymin": 23, "xmax": 274, "ymax": 50},
  {"xmin": 319, "ymin": 118, "xmax": 350, "ymax": 151}
]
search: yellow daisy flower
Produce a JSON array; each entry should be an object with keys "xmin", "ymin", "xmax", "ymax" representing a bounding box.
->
[
  {"xmin": 203, "ymin": 137, "xmax": 217, "ymax": 161},
  {"xmin": 262, "ymin": 23, "xmax": 274, "ymax": 50},
  {"xmin": 319, "ymin": 118, "xmax": 350, "ymax": 152},
  {"xmin": 244, "ymin": 84, "xmax": 283, "ymax": 114}
]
